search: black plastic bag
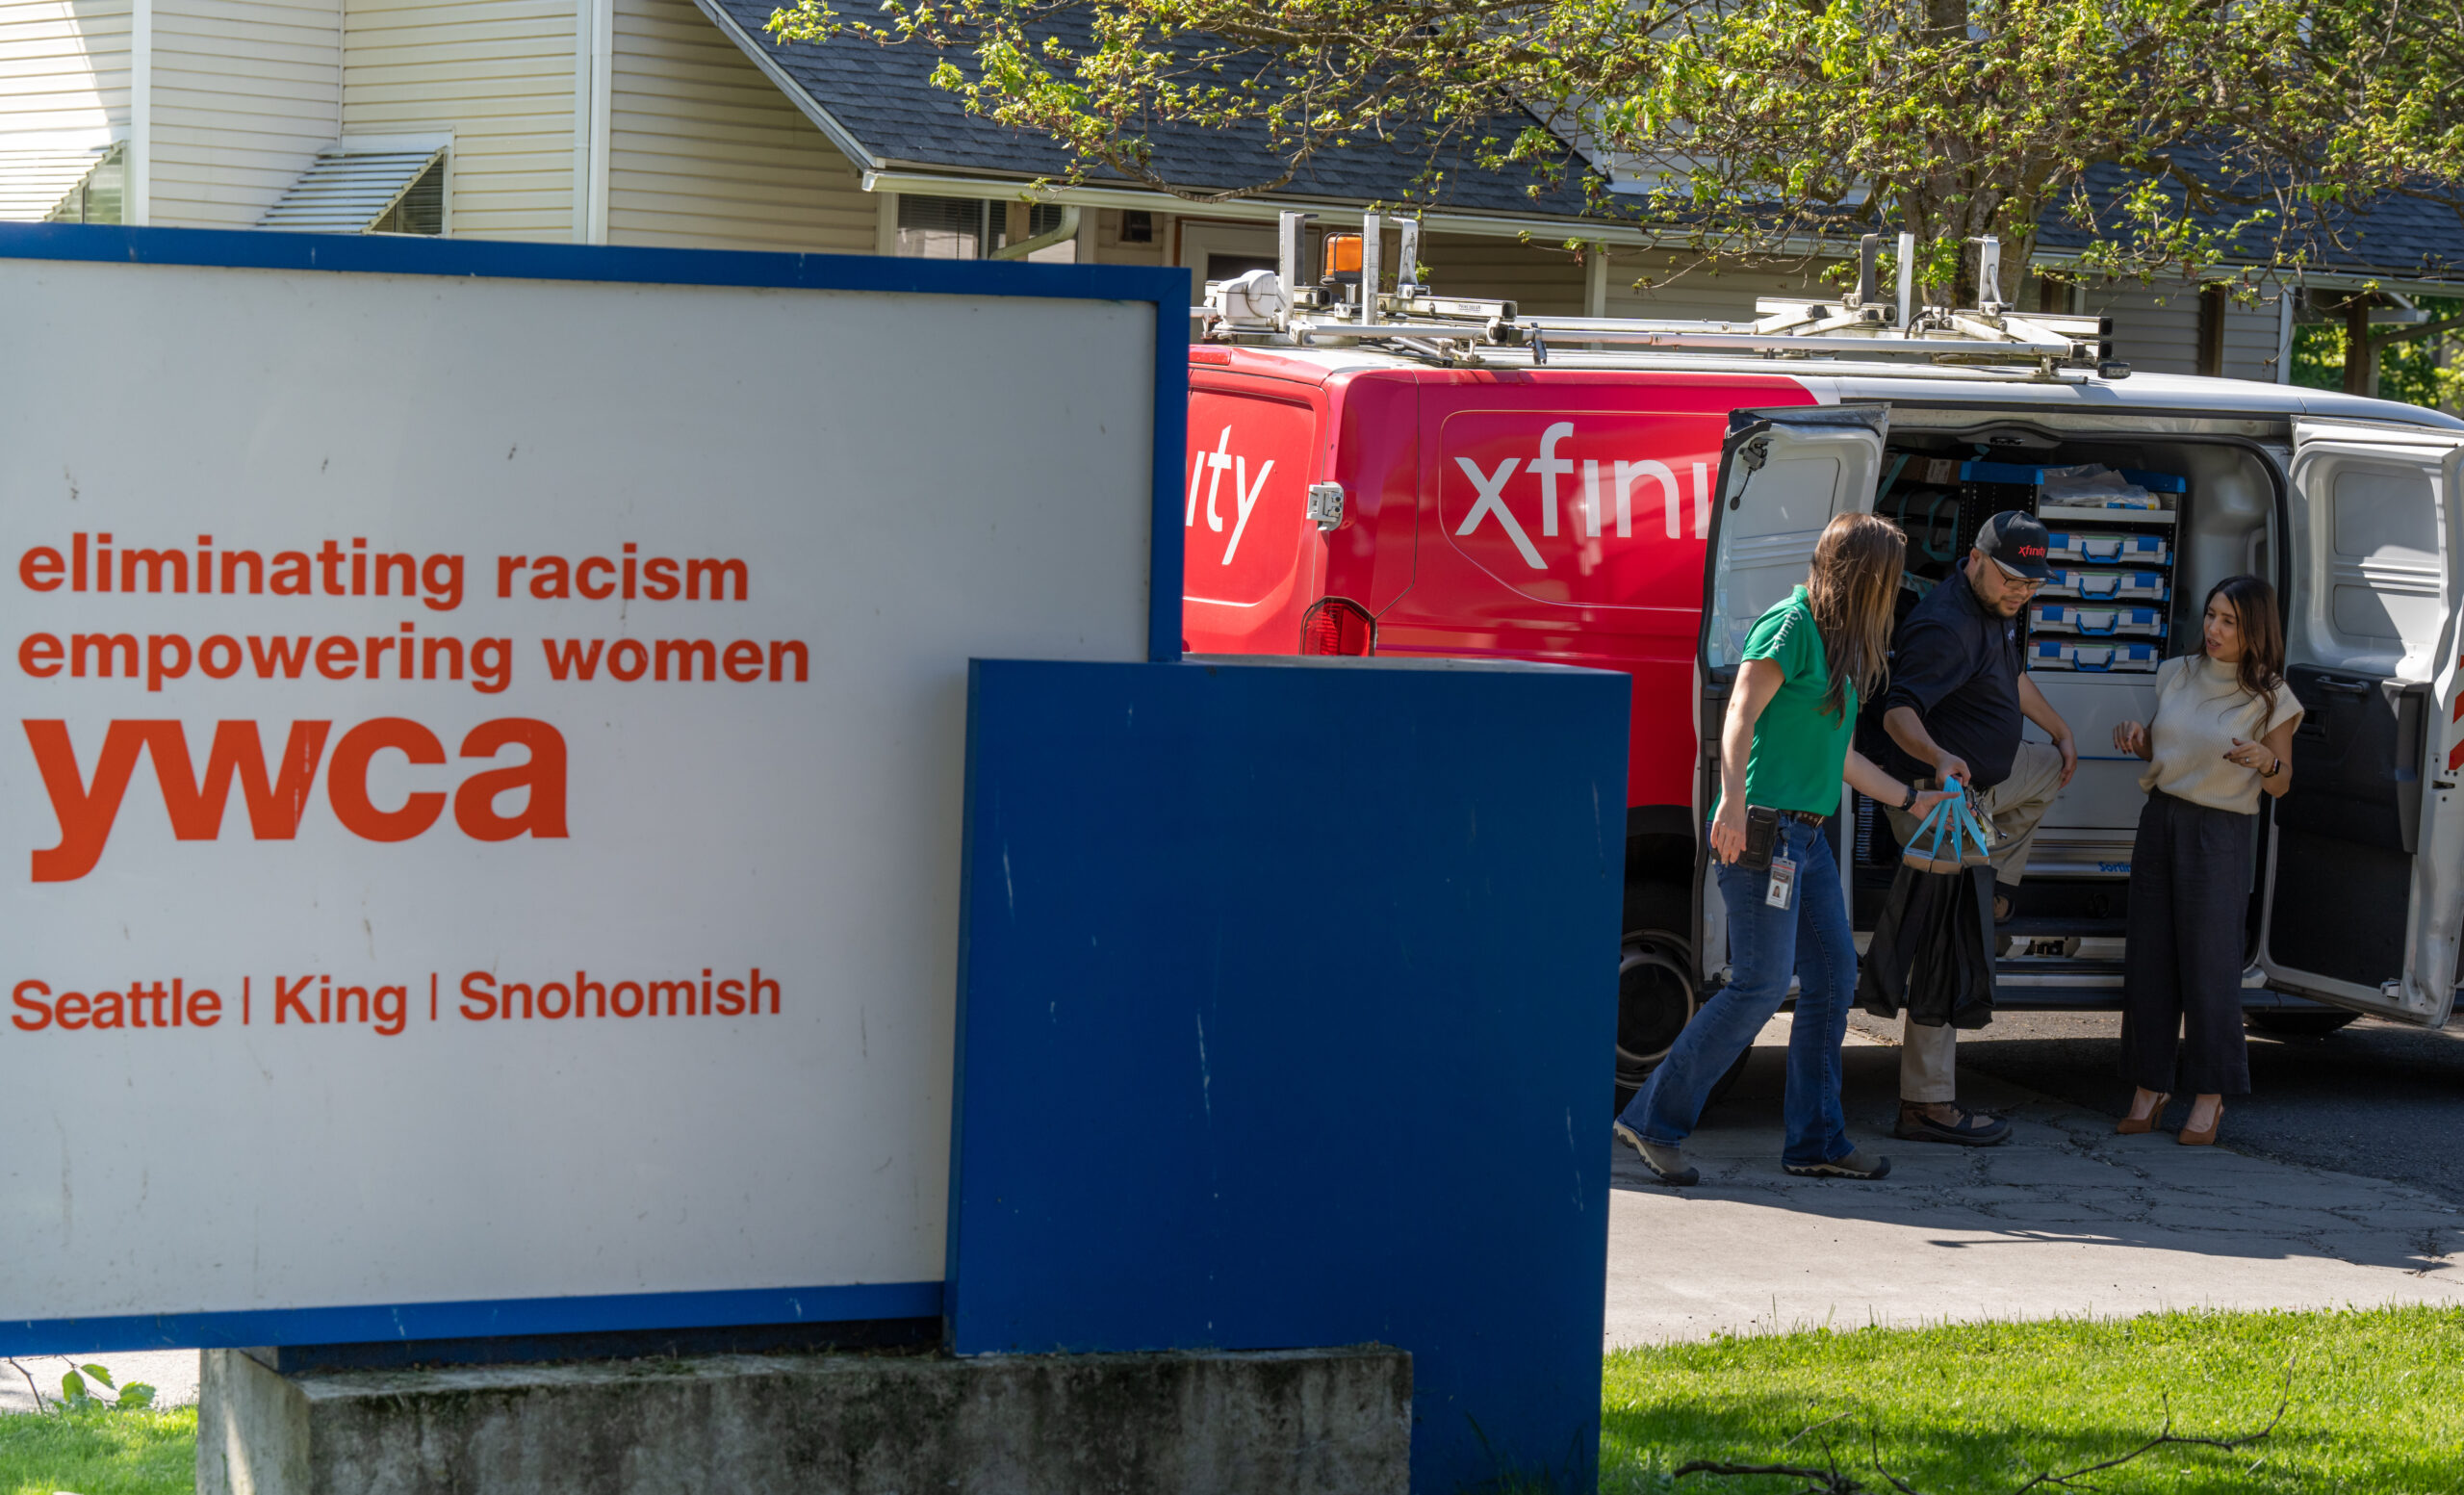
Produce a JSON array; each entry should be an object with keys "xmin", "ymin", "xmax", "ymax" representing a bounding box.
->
[{"xmin": 1855, "ymin": 860, "xmax": 1996, "ymax": 1029}]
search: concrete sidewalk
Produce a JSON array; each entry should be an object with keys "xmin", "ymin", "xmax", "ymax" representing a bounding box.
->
[
  {"xmin": 0, "ymin": 1349, "xmax": 199, "ymax": 1414},
  {"xmin": 1606, "ymin": 1017, "xmax": 2464, "ymax": 1346}
]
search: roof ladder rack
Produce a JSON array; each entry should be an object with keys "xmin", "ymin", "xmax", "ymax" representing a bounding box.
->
[{"xmin": 1198, "ymin": 213, "xmax": 2128, "ymax": 378}]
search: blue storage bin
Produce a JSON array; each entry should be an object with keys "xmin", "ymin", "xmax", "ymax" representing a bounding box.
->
[
  {"xmin": 2040, "ymin": 568, "xmax": 2168, "ymax": 602},
  {"xmin": 2029, "ymin": 639, "xmax": 2161, "ymax": 672},
  {"xmin": 2030, "ymin": 602, "xmax": 2165, "ymax": 637},
  {"xmin": 2046, "ymin": 530, "xmax": 2168, "ymax": 566}
]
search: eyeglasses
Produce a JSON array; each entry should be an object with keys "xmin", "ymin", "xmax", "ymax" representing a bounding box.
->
[{"xmin": 1989, "ymin": 556, "xmax": 2048, "ymax": 592}]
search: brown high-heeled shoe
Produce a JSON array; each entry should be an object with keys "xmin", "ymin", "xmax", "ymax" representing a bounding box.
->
[
  {"xmin": 2177, "ymin": 1100, "xmax": 2224, "ymax": 1146},
  {"xmin": 2117, "ymin": 1092, "xmax": 2169, "ymax": 1135}
]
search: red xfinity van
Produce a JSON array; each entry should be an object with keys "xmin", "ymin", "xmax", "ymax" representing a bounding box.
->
[{"xmin": 1186, "ymin": 218, "xmax": 2464, "ymax": 1099}]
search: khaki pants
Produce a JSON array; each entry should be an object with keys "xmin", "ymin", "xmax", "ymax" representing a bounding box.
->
[{"xmin": 1881, "ymin": 740, "xmax": 2066, "ymax": 1102}]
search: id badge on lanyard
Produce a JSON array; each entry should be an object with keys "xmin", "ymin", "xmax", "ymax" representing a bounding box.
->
[{"xmin": 1765, "ymin": 853, "xmax": 1797, "ymax": 911}]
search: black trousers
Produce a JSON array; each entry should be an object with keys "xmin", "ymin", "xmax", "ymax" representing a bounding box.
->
[{"xmin": 2119, "ymin": 789, "xmax": 2254, "ymax": 1096}]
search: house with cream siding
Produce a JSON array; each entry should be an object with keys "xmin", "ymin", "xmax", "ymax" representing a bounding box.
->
[{"xmin": 0, "ymin": 0, "xmax": 2452, "ymax": 386}]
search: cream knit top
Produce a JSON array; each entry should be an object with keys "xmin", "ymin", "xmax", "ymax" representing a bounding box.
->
[{"xmin": 2138, "ymin": 654, "xmax": 2306, "ymax": 814}]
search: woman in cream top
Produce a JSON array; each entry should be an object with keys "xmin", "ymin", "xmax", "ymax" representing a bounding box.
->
[{"xmin": 2107, "ymin": 575, "xmax": 2303, "ymax": 1147}]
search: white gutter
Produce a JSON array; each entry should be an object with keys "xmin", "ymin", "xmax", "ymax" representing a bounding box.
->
[{"xmin": 858, "ymin": 168, "xmax": 1647, "ymax": 245}]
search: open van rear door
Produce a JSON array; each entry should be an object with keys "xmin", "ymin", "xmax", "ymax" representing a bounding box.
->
[
  {"xmin": 1694, "ymin": 405, "xmax": 1888, "ymax": 980},
  {"xmin": 2259, "ymin": 421, "xmax": 2464, "ymax": 1025}
]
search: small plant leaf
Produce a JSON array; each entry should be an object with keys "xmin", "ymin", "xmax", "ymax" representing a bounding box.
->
[
  {"xmin": 58, "ymin": 1369, "xmax": 87, "ymax": 1404},
  {"xmin": 79, "ymin": 1363, "xmax": 115, "ymax": 1391},
  {"xmin": 116, "ymin": 1382, "xmax": 156, "ymax": 1408}
]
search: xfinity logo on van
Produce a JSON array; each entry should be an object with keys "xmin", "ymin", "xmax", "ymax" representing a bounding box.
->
[
  {"xmin": 1186, "ymin": 425, "xmax": 1274, "ymax": 566},
  {"xmin": 1450, "ymin": 421, "xmax": 1713, "ymax": 571}
]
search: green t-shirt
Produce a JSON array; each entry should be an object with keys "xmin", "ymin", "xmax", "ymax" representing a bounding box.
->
[{"xmin": 1722, "ymin": 586, "xmax": 1857, "ymax": 817}]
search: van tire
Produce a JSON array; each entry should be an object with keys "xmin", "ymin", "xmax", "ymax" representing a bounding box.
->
[
  {"xmin": 2245, "ymin": 1010, "xmax": 2360, "ymax": 1038},
  {"xmin": 1613, "ymin": 925, "xmax": 1753, "ymax": 1117}
]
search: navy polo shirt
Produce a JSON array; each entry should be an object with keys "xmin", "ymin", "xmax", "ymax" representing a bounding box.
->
[{"xmin": 1873, "ymin": 569, "xmax": 2027, "ymax": 789}]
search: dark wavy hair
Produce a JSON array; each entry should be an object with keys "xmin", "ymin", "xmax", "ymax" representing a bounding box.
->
[{"xmin": 2198, "ymin": 574, "xmax": 2286, "ymax": 700}]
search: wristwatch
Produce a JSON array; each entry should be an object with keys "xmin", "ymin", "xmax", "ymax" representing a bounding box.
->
[
  {"xmin": 2261, "ymin": 755, "xmax": 2283, "ymax": 779},
  {"xmin": 1900, "ymin": 784, "xmax": 1919, "ymax": 812}
]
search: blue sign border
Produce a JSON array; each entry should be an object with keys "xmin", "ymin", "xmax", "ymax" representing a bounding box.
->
[{"xmin": 0, "ymin": 222, "xmax": 1185, "ymax": 1353}]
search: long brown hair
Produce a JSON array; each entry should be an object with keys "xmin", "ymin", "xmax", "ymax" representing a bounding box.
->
[
  {"xmin": 2199, "ymin": 574, "xmax": 2286, "ymax": 700},
  {"xmin": 1807, "ymin": 512, "xmax": 1908, "ymax": 719}
]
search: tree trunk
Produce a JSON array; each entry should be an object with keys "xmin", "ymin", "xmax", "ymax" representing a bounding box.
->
[{"xmin": 2345, "ymin": 297, "xmax": 2378, "ymax": 398}]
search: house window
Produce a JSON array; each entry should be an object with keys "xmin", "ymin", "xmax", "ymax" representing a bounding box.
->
[
  {"xmin": 895, "ymin": 196, "xmax": 1077, "ymax": 261},
  {"xmin": 898, "ymin": 195, "xmax": 989, "ymax": 258},
  {"xmin": 372, "ymin": 158, "xmax": 445, "ymax": 236},
  {"xmin": 45, "ymin": 143, "xmax": 125, "ymax": 225},
  {"xmin": 1118, "ymin": 210, "xmax": 1154, "ymax": 244}
]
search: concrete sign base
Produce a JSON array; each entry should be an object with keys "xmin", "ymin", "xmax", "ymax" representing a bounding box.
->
[{"xmin": 197, "ymin": 1344, "xmax": 1407, "ymax": 1495}]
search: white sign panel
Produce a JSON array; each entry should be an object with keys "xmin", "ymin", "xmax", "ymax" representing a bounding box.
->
[{"xmin": 0, "ymin": 239, "xmax": 1165, "ymax": 1343}]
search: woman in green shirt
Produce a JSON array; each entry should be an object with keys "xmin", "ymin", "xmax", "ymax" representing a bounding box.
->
[{"xmin": 1615, "ymin": 513, "xmax": 1953, "ymax": 1185}]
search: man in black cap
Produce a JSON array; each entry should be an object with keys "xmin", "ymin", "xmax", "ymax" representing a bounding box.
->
[{"xmin": 1871, "ymin": 510, "xmax": 2078, "ymax": 1147}]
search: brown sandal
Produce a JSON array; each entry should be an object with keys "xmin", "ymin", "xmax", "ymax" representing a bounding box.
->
[{"xmin": 2117, "ymin": 1092, "xmax": 2169, "ymax": 1136}]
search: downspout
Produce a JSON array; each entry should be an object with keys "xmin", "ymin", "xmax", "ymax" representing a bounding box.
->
[
  {"xmin": 128, "ymin": 0, "xmax": 150, "ymax": 224},
  {"xmin": 573, "ymin": 0, "xmax": 612, "ymax": 243},
  {"xmin": 989, "ymin": 204, "xmax": 1080, "ymax": 260}
]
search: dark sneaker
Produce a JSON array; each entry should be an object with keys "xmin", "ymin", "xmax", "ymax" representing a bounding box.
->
[
  {"xmin": 1785, "ymin": 1147, "xmax": 1892, "ymax": 1180},
  {"xmin": 1896, "ymin": 1101, "xmax": 2013, "ymax": 1147},
  {"xmin": 1613, "ymin": 1121, "xmax": 1699, "ymax": 1186}
]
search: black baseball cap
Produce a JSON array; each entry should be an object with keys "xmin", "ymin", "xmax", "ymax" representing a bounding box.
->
[{"xmin": 1975, "ymin": 510, "xmax": 2051, "ymax": 580}]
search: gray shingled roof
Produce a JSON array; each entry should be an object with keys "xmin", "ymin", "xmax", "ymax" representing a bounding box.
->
[
  {"xmin": 703, "ymin": 1, "xmax": 2464, "ymax": 278},
  {"xmin": 2036, "ymin": 156, "xmax": 2464, "ymax": 282},
  {"xmin": 701, "ymin": 0, "xmax": 1594, "ymax": 217}
]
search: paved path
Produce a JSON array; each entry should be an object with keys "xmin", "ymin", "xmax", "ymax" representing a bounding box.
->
[
  {"xmin": 1606, "ymin": 1017, "xmax": 2464, "ymax": 1346},
  {"xmin": 1875, "ymin": 1008, "xmax": 2464, "ymax": 1204}
]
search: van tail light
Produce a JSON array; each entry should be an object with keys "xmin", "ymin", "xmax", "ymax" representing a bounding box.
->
[{"xmin": 1300, "ymin": 597, "xmax": 1375, "ymax": 657}]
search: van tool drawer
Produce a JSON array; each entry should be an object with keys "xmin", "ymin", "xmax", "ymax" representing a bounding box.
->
[
  {"xmin": 2029, "ymin": 602, "xmax": 2165, "ymax": 636},
  {"xmin": 2045, "ymin": 530, "xmax": 2169, "ymax": 566},
  {"xmin": 2029, "ymin": 639, "xmax": 2160, "ymax": 672},
  {"xmin": 2040, "ymin": 568, "xmax": 2169, "ymax": 602}
]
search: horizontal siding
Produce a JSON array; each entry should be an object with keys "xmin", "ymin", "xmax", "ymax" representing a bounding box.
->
[
  {"xmin": 148, "ymin": 0, "xmax": 339, "ymax": 227},
  {"xmin": 1089, "ymin": 207, "xmax": 1167, "ymax": 267},
  {"xmin": 603, "ymin": 0, "xmax": 870, "ymax": 251},
  {"xmin": 344, "ymin": 0, "xmax": 573, "ymax": 238},
  {"xmin": 1602, "ymin": 255, "xmax": 1813, "ymax": 321},
  {"xmin": 1419, "ymin": 230, "xmax": 1585, "ymax": 313},
  {"xmin": 2220, "ymin": 297, "xmax": 2282, "ymax": 382},
  {"xmin": 0, "ymin": 0, "xmax": 128, "ymax": 138},
  {"xmin": 2085, "ymin": 287, "xmax": 2197, "ymax": 376}
]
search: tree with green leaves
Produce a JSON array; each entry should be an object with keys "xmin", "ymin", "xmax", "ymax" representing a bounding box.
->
[{"xmin": 768, "ymin": 0, "xmax": 2462, "ymax": 304}]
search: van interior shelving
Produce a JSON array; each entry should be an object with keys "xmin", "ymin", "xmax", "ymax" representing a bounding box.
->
[{"xmin": 1848, "ymin": 420, "xmax": 2281, "ymax": 1001}]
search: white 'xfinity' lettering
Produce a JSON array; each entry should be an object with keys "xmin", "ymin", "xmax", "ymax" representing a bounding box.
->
[
  {"xmin": 1222, "ymin": 455, "xmax": 1273, "ymax": 565},
  {"xmin": 1450, "ymin": 421, "xmax": 1719, "ymax": 569},
  {"xmin": 1454, "ymin": 455, "xmax": 1545, "ymax": 569},
  {"xmin": 1189, "ymin": 426, "xmax": 1232, "ymax": 528},
  {"xmin": 1203, "ymin": 428, "xmax": 1235, "ymax": 531},
  {"xmin": 1531, "ymin": 423, "xmax": 1574, "ymax": 538}
]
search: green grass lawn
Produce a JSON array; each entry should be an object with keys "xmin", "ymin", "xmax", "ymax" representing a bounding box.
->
[
  {"xmin": 1602, "ymin": 1305, "xmax": 2463, "ymax": 1494},
  {"xmin": 0, "ymin": 1406, "xmax": 195, "ymax": 1495}
]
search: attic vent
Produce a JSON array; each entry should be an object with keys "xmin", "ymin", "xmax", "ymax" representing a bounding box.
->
[
  {"xmin": 0, "ymin": 142, "xmax": 118, "ymax": 223},
  {"xmin": 42, "ymin": 142, "xmax": 124, "ymax": 223},
  {"xmin": 260, "ymin": 148, "xmax": 447, "ymax": 235}
]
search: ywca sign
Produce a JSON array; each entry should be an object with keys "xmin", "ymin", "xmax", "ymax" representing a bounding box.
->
[{"xmin": 0, "ymin": 236, "xmax": 1166, "ymax": 1343}]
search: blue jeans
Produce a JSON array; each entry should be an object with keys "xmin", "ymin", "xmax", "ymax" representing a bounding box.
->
[{"xmin": 1616, "ymin": 816, "xmax": 1856, "ymax": 1166}]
